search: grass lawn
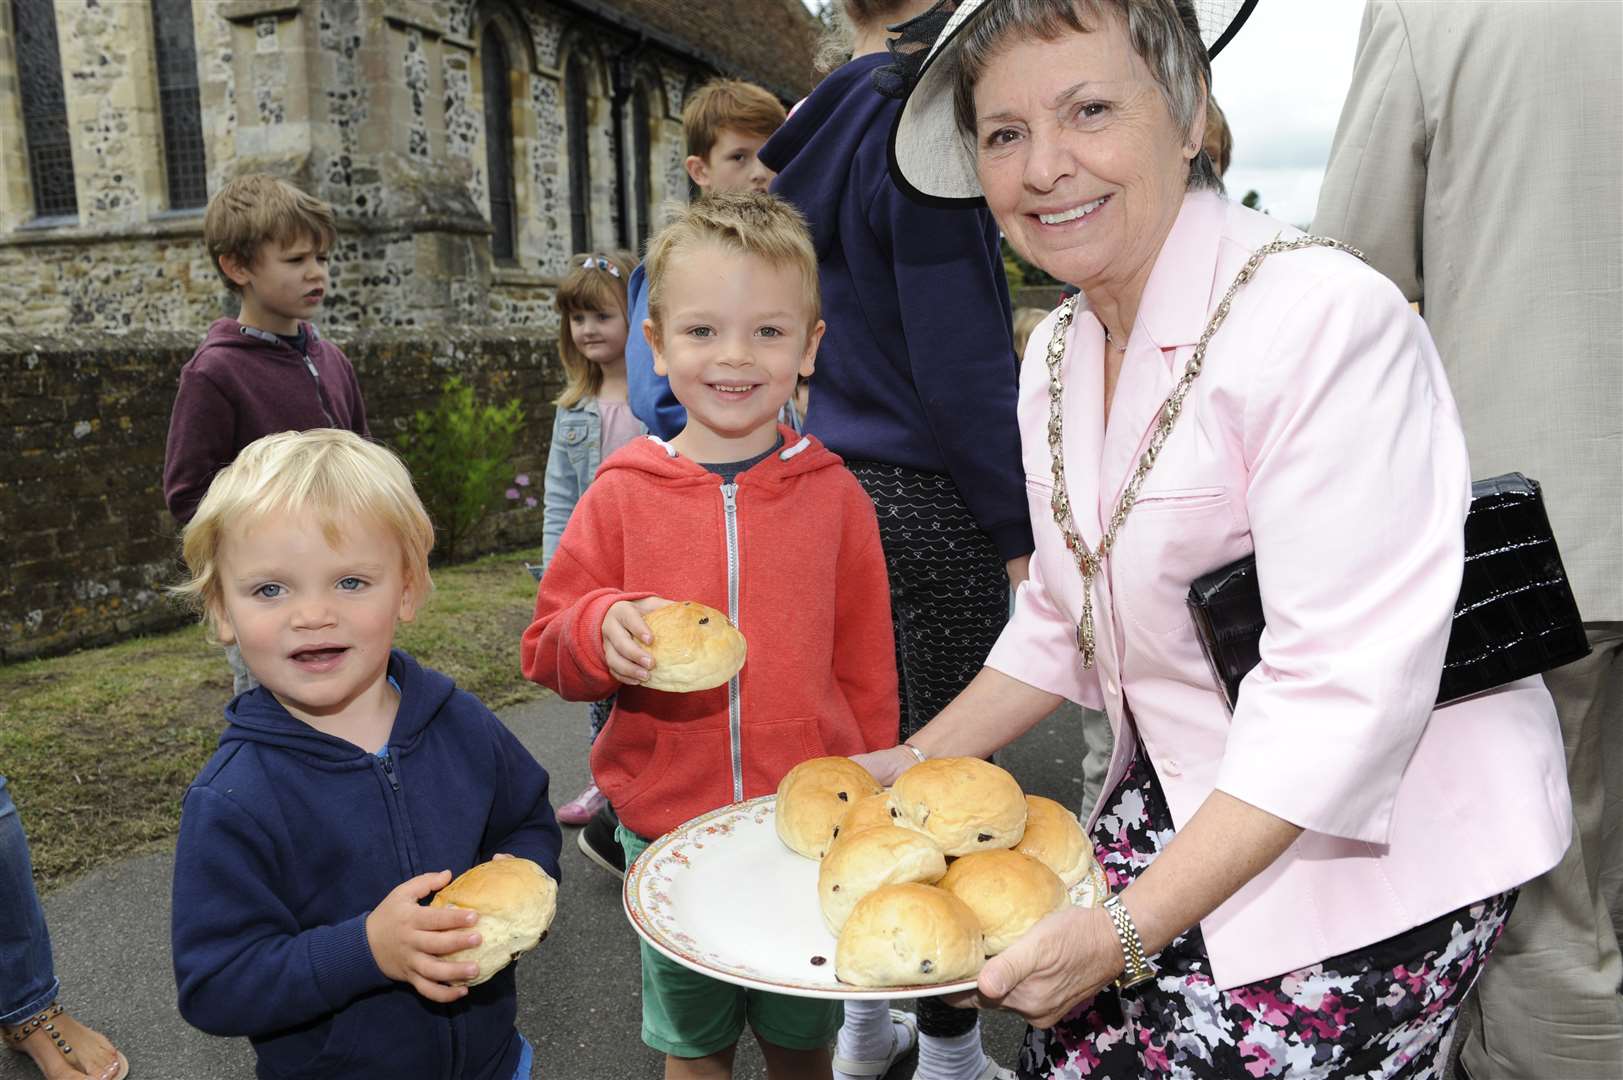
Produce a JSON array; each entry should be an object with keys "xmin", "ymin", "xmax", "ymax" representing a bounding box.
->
[{"xmin": 0, "ymin": 552, "xmax": 547, "ymax": 893}]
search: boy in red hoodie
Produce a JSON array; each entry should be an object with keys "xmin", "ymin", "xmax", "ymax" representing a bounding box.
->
[{"xmin": 521, "ymin": 192, "xmax": 899, "ymax": 1079}]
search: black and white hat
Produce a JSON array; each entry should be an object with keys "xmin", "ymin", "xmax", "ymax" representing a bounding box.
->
[{"xmin": 886, "ymin": 0, "xmax": 1258, "ymax": 207}]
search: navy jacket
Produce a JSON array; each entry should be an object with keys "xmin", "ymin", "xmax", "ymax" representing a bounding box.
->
[
  {"xmin": 171, "ymin": 650, "xmax": 561, "ymax": 1080},
  {"xmin": 624, "ymin": 263, "xmax": 689, "ymax": 439},
  {"xmin": 760, "ymin": 53, "xmax": 1032, "ymax": 561}
]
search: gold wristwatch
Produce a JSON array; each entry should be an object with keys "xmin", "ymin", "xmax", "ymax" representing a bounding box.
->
[{"xmin": 1102, "ymin": 894, "xmax": 1155, "ymax": 990}]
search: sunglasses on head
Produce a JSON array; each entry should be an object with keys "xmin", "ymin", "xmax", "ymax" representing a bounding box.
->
[{"xmin": 581, "ymin": 256, "xmax": 621, "ymax": 278}]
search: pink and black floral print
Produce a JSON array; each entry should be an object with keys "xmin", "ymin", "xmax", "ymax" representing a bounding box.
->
[{"xmin": 1020, "ymin": 748, "xmax": 1515, "ymax": 1079}]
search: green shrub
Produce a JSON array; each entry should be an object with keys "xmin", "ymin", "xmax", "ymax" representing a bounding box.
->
[
  {"xmin": 395, "ymin": 375, "xmax": 525, "ymax": 562},
  {"xmin": 1001, "ymin": 237, "xmax": 1058, "ymax": 288}
]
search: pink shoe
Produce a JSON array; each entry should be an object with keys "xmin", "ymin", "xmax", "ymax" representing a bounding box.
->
[{"xmin": 557, "ymin": 782, "xmax": 607, "ymax": 827}]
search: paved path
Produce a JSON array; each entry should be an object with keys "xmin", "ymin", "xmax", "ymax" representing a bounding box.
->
[{"xmin": 2, "ymin": 695, "xmax": 1098, "ymax": 1080}]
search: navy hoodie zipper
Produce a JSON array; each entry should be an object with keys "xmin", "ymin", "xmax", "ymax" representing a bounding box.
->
[{"xmin": 374, "ymin": 745, "xmax": 462, "ymax": 1077}]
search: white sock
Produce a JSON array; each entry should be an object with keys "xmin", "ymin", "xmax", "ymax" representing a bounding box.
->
[
  {"xmin": 914, "ymin": 1019, "xmax": 988, "ymax": 1080},
  {"xmin": 834, "ymin": 999, "xmax": 912, "ymax": 1080}
]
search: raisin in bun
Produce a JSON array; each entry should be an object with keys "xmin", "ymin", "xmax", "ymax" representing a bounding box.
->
[
  {"xmin": 428, "ymin": 858, "xmax": 558, "ymax": 986},
  {"xmin": 775, "ymin": 757, "xmax": 884, "ymax": 859},
  {"xmin": 831, "ymin": 790, "xmax": 894, "ymax": 846},
  {"xmin": 1015, "ymin": 794, "xmax": 1096, "ymax": 887},
  {"xmin": 641, "ymin": 601, "xmax": 746, "ymax": 692},
  {"xmin": 937, "ymin": 849, "xmax": 1067, "ymax": 955},
  {"xmin": 835, "ymin": 883, "xmax": 985, "ymax": 987},
  {"xmin": 818, "ymin": 825, "xmax": 947, "ymax": 934},
  {"xmin": 889, "ymin": 757, "xmax": 1027, "ymax": 856}
]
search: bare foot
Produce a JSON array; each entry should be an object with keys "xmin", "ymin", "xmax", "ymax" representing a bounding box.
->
[{"xmin": 7, "ymin": 1009, "xmax": 126, "ymax": 1080}]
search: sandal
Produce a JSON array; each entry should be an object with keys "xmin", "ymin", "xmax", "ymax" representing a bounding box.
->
[
  {"xmin": 833, "ymin": 1008, "xmax": 918, "ymax": 1077},
  {"xmin": 3, "ymin": 1003, "xmax": 130, "ymax": 1080}
]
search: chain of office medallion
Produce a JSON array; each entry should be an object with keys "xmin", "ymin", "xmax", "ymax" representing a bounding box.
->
[{"xmin": 1044, "ymin": 234, "xmax": 1367, "ymax": 667}]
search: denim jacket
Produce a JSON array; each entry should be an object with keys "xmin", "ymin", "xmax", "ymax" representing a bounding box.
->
[{"xmin": 541, "ymin": 398, "xmax": 646, "ymax": 571}]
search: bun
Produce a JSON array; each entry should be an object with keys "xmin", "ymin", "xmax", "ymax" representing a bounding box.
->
[
  {"xmin": 776, "ymin": 757, "xmax": 884, "ymax": 859},
  {"xmin": 1015, "ymin": 795, "xmax": 1096, "ymax": 887},
  {"xmin": 938, "ymin": 850, "xmax": 1067, "ymax": 954},
  {"xmin": 642, "ymin": 601, "xmax": 747, "ymax": 692},
  {"xmin": 818, "ymin": 825, "xmax": 947, "ymax": 933},
  {"xmin": 890, "ymin": 757, "xmax": 1027, "ymax": 856},
  {"xmin": 428, "ymin": 858, "xmax": 558, "ymax": 986},
  {"xmin": 833, "ymin": 791, "xmax": 894, "ymax": 845},
  {"xmin": 835, "ymin": 883, "xmax": 985, "ymax": 986}
]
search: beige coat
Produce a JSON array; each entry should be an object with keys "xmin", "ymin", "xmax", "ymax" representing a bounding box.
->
[{"xmin": 1313, "ymin": 0, "xmax": 1622, "ymax": 620}]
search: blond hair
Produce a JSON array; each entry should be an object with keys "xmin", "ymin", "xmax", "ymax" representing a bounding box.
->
[
  {"xmin": 554, "ymin": 251, "xmax": 635, "ymax": 409},
  {"xmin": 205, "ymin": 174, "xmax": 339, "ymax": 291},
  {"xmin": 681, "ymin": 79, "xmax": 786, "ymax": 162},
  {"xmin": 644, "ymin": 192, "xmax": 820, "ymax": 337},
  {"xmin": 174, "ymin": 429, "xmax": 434, "ymax": 637},
  {"xmin": 1012, "ymin": 307, "xmax": 1048, "ymax": 362}
]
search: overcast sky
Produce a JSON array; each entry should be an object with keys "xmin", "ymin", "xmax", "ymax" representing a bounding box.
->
[
  {"xmin": 801, "ymin": 0, "xmax": 1370, "ymax": 226},
  {"xmin": 1212, "ymin": 0, "xmax": 1368, "ymax": 225}
]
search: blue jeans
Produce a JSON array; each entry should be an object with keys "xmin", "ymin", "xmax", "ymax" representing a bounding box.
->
[
  {"xmin": 0, "ymin": 775, "xmax": 58, "ymax": 1025},
  {"xmin": 512, "ymin": 1034, "xmax": 533, "ymax": 1079}
]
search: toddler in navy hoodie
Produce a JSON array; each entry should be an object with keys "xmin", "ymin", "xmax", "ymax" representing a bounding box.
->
[{"xmin": 170, "ymin": 429, "xmax": 561, "ymax": 1080}]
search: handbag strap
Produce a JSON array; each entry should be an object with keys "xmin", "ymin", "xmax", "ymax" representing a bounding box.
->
[{"xmin": 1045, "ymin": 233, "xmax": 1367, "ymax": 668}]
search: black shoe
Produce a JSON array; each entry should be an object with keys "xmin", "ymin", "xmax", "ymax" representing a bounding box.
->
[{"xmin": 577, "ymin": 802, "xmax": 625, "ymax": 879}]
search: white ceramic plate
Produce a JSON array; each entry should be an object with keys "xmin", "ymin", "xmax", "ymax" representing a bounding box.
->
[{"xmin": 622, "ymin": 794, "xmax": 1110, "ymax": 1000}]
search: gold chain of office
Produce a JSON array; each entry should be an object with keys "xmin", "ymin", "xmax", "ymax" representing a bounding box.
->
[{"xmin": 1043, "ymin": 234, "xmax": 1366, "ymax": 668}]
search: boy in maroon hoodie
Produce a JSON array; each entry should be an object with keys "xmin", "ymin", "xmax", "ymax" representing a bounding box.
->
[
  {"xmin": 163, "ymin": 174, "xmax": 369, "ymax": 693},
  {"xmin": 522, "ymin": 193, "xmax": 901, "ymax": 1079}
]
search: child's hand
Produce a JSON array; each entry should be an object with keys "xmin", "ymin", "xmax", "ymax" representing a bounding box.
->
[
  {"xmin": 602, "ymin": 597, "xmax": 674, "ymax": 684},
  {"xmin": 365, "ymin": 870, "xmax": 482, "ymax": 1002}
]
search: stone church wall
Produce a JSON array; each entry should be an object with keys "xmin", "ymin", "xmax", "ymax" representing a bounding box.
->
[{"xmin": 1, "ymin": 329, "xmax": 562, "ymax": 662}]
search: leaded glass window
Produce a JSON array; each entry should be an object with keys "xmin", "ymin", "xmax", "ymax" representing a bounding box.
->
[
  {"xmin": 151, "ymin": 0, "xmax": 207, "ymax": 209},
  {"xmin": 11, "ymin": 0, "xmax": 77, "ymax": 217},
  {"xmin": 565, "ymin": 54, "xmax": 590, "ymax": 254},
  {"xmin": 480, "ymin": 25, "xmax": 516, "ymax": 262},
  {"xmin": 633, "ymin": 82, "xmax": 652, "ymax": 251}
]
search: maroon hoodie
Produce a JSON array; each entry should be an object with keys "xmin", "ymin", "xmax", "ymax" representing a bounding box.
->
[{"xmin": 162, "ymin": 317, "xmax": 370, "ymax": 523}]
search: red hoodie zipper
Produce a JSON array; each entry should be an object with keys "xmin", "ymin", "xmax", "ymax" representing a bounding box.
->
[{"xmin": 721, "ymin": 481, "xmax": 744, "ymax": 802}]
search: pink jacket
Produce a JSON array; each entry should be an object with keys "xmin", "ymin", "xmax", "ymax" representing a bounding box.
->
[{"xmin": 988, "ymin": 192, "xmax": 1570, "ymax": 989}]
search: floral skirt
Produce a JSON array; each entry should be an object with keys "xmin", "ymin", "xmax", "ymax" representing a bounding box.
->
[{"xmin": 1020, "ymin": 748, "xmax": 1516, "ymax": 1079}]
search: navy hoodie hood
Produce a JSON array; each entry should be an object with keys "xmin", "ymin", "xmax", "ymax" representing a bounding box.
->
[
  {"xmin": 759, "ymin": 56, "xmax": 1033, "ymax": 561},
  {"xmin": 220, "ymin": 645, "xmax": 456, "ymax": 758},
  {"xmin": 172, "ymin": 649, "xmax": 561, "ymax": 1080}
]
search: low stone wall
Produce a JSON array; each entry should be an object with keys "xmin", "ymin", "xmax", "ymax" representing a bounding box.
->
[{"xmin": 1, "ymin": 329, "xmax": 562, "ymax": 662}]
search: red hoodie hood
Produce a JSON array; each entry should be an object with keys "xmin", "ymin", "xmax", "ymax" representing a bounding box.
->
[
  {"xmin": 596, "ymin": 427, "xmax": 844, "ymax": 489},
  {"xmin": 521, "ymin": 425, "xmax": 899, "ymax": 839}
]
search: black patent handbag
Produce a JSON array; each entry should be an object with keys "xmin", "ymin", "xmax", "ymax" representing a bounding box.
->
[{"xmin": 1187, "ymin": 473, "xmax": 1591, "ymax": 711}]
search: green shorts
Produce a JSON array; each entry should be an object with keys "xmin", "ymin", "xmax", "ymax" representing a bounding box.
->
[{"xmin": 618, "ymin": 825, "xmax": 844, "ymax": 1058}]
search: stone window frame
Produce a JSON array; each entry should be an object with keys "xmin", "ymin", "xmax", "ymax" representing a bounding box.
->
[
  {"xmin": 558, "ymin": 35, "xmax": 600, "ymax": 257},
  {"xmin": 1, "ymin": 0, "xmax": 78, "ymax": 226},
  {"xmin": 629, "ymin": 70, "xmax": 667, "ymax": 254},
  {"xmin": 148, "ymin": 0, "xmax": 209, "ymax": 212},
  {"xmin": 470, "ymin": 3, "xmax": 545, "ymax": 279},
  {"xmin": 477, "ymin": 18, "xmax": 516, "ymax": 263}
]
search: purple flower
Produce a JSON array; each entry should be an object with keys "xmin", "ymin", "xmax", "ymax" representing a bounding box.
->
[
  {"xmin": 505, "ymin": 488, "xmax": 520, "ymax": 500},
  {"xmin": 515, "ymin": 473, "xmax": 531, "ymax": 486},
  {"xmin": 525, "ymin": 496, "xmax": 538, "ymax": 508}
]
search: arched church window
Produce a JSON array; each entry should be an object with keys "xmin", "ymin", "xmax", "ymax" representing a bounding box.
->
[
  {"xmin": 151, "ymin": 0, "xmax": 207, "ymax": 209},
  {"xmin": 11, "ymin": 0, "xmax": 77, "ymax": 217},
  {"xmin": 480, "ymin": 23, "xmax": 517, "ymax": 262},
  {"xmin": 565, "ymin": 52, "xmax": 591, "ymax": 253}
]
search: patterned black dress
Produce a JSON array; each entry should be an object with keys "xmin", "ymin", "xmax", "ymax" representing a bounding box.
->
[{"xmin": 1019, "ymin": 748, "xmax": 1516, "ymax": 1079}]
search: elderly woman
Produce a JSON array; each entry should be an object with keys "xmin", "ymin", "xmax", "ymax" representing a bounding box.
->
[{"xmin": 856, "ymin": 1, "xmax": 1573, "ymax": 1076}]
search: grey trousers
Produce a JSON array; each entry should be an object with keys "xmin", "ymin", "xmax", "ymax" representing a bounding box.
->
[{"xmin": 1460, "ymin": 622, "xmax": 1623, "ymax": 1079}]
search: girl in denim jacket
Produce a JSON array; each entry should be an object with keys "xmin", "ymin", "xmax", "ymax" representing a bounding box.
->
[{"xmin": 542, "ymin": 253, "xmax": 644, "ymax": 836}]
